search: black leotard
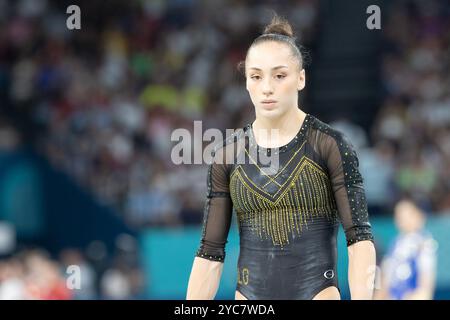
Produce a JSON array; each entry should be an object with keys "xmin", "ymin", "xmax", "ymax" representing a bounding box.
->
[{"xmin": 196, "ymin": 113, "xmax": 374, "ymax": 299}]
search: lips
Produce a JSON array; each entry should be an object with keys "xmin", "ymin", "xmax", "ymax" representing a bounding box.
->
[{"xmin": 261, "ymin": 100, "xmax": 277, "ymax": 109}]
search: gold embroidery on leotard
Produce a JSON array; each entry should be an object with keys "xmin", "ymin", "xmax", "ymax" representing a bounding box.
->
[{"xmin": 230, "ymin": 155, "xmax": 338, "ymax": 247}]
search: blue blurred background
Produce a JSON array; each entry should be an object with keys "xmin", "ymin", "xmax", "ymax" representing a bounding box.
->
[{"xmin": 0, "ymin": 0, "xmax": 449, "ymax": 299}]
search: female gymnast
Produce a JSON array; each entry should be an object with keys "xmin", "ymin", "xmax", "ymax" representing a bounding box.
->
[{"xmin": 186, "ymin": 14, "xmax": 376, "ymax": 300}]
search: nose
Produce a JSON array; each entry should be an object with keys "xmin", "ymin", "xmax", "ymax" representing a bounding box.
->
[{"xmin": 262, "ymin": 77, "xmax": 274, "ymax": 96}]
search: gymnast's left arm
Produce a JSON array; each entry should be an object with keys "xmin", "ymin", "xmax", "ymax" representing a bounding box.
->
[
  {"xmin": 347, "ymin": 239, "xmax": 376, "ymax": 299},
  {"xmin": 323, "ymin": 130, "xmax": 376, "ymax": 300}
]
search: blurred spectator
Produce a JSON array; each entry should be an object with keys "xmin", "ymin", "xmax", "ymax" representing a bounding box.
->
[
  {"xmin": 60, "ymin": 248, "xmax": 97, "ymax": 300},
  {"xmin": 359, "ymin": 140, "xmax": 396, "ymax": 215},
  {"xmin": 0, "ymin": 121, "xmax": 21, "ymax": 152},
  {"xmin": 0, "ymin": 249, "xmax": 72, "ymax": 300},
  {"xmin": 100, "ymin": 268, "xmax": 131, "ymax": 300},
  {"xmin": 0, "ymin": 241, "xmax": 145, "ymax": 300},
  {"xmin": 100, "ymin": 234, "xmax": 145, "ymax": 300},
  {"xmin": 330, "ymin": 118, "xmax": 369, "ymax": 151},
  {"xmin": 0, "ymin": 258, "xmax": 26, "ymax": 299},
  {"xmin": 376, "ymin": 199, "xmax": 438, "ymax": 300}
]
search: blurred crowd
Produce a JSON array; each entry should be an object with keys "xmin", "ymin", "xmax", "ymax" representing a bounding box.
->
[
  {"xmin": 0, "ymin": 0, "xmax": 449, "ymax": 233},
  {"xmin": 363, "ymin": 0, "xmax": 450, "ymax": 214},
  {"xmin": 1, "ymin": 0, "xmax": 320, "ymax": 227},
  {"xmin": 0, "ymin": 238, "xmax": 145, "ymax": 300}
]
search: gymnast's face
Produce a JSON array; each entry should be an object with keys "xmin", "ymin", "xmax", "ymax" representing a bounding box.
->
[{"xmin": 245, "ymin": 41, "xmax": 305, "ymax": 119}]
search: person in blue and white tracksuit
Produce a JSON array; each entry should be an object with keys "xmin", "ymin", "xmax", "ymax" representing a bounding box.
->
[{"xmin": 378, "ymin": 199, "xmax": 437, "ymax": 300}]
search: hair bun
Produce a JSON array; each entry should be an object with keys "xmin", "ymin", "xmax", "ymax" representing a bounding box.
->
[{"xmin": 263, "ymin": 14, "xmax": 294, "ymax": 38}]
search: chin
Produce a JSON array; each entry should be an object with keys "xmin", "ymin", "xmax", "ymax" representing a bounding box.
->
[{"xmin": 257, "ymin": 106, "xmax": 283, "ymax": 118}]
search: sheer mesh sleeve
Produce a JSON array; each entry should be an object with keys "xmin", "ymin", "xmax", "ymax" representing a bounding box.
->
[
  {"xmin": 196, "ymin": 145, "xmax": 233, "ymax": 262},
  {"xmin": 320, "ymin": 130, "xmax": 374, "ymax": 246}
]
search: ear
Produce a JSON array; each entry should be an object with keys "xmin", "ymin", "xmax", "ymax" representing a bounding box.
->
[{"xmin": 297, "ymin": 69, "xmax": 306, "ymax": 91}]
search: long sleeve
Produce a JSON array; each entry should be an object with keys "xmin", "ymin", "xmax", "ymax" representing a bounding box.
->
[
  {"xmin": 322, "ymin": 130, "xmax": 374, "ymax": 246},
  {"xmin": 196, "ymin": 147, "xmax": 233, "ymax": 262}
]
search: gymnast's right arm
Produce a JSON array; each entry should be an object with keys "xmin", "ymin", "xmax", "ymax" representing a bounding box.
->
[{"xmin": 186, "ymin": 154, "xmax": 233, "ymax": 300}]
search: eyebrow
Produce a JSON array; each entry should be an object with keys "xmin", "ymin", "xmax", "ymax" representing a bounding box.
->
[{"xmin": 248, "ymin": 65, "xmax": 288, "ymax": 71}]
